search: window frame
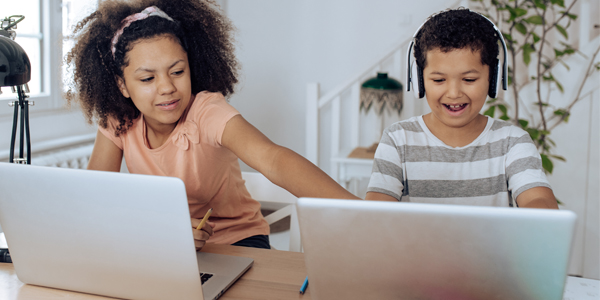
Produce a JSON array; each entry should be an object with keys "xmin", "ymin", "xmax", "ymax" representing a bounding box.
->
[{"xmin": 0, "ymin": 0, "xmax": 63, "ymax": 118}]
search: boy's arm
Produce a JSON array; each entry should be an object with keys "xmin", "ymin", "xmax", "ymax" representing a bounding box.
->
[
  {"xmin": 515, "ymin": 186, "xmax": 558, "ymax": 209},
  {"xmin": 365, "ymin": 192, "xmax": 397, "ymax": 201}
]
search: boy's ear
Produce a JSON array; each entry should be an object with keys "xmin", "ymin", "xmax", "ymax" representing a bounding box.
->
[{"xmin": 116, "ymin": 76, "xmax": 130, "ymax": 98}]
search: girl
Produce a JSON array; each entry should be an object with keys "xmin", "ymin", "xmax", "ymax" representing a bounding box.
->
[{"xmin": 65, "ymin": 0, "xmax": 358, "ymax": 250}]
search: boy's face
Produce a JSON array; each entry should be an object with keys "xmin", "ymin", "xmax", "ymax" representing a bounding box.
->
[{"xmin": 422, "ymin": 47, "xmax": 490, "ymax": 133}]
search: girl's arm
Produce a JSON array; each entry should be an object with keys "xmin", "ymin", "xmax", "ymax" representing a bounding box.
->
[
  {"xmin": 87, "ymin": 130, "xmax": 123, "ymax": 172},
  {"xmin": 222, "ymin": 115, "xmax": 358, "ymax": 200}
]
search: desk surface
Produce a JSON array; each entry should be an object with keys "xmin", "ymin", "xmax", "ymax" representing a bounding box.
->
[{"xmin": 0, "ymin": 244, "xmax": 311, "ymax": 300}]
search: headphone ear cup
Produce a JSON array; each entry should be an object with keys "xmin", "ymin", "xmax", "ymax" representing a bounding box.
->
[
  {"xmin": 417, "ymin": 64, "xmax": 425, "ymax": 99},
  {"xmin": 488, "ymin": 59, "xmax": 500, "ymax": 98},
  {"xmin": 411, "ymin": 61, "xmax": 424, "ymax": 99}
]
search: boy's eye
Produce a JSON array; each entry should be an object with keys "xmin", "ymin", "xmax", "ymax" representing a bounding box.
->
[
  {"xmin": 464, "ymin": 78, "xmax": 477, "ymax": 82},
  {"xmin": 140, "ymin": 77, "xmax": 154, "ymax": 82},
  {"xmin": 432, "ymin": 79, "xmax": 445, "ymax": 83}
]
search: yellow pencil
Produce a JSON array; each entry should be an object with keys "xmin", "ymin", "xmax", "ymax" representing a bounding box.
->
[{"xmin": 196, "ymin": 208, "xmax": 213, "ymax": 230}]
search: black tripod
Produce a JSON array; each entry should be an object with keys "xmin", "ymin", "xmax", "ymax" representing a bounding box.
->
[
  {"xmin": 8, "ymin": 84, "xmax": 32, "ymax": 164},
  {"xmin": 1, "ymin": 15, "xmax": 31, "ymax": 263}
]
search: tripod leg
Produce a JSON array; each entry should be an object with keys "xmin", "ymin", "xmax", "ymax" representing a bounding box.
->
[
  {"xmin": 9, "ymin": 100, "xmax": 18, "ymax": 163},
  {"xmin": 25, "ymin": 99, "xmax": 31, "ymax": 164}
]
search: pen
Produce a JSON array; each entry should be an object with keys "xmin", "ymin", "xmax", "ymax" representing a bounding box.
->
[
  {"xmin": 299, "ymin": 276, "xmax": 308, "ymax": 294},
  {"xmin": 196, "ymin": 208, "xmax": 213, "ymax": 230}
]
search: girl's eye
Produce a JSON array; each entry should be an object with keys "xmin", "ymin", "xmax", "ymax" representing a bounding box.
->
[
  {"xmin": 432, "ymin": 79, "xmax": 445, "ymax": 83},
  {"xmin": 172, "ymin": 70, "xmax": 184, "ymax": 76},
  {"xmin": 140, "ymin": 77, "xmax": 154, "ymax": 82},
  {"xmin": 464, "ymin": 78, "xmax": 477, "ymax": 82}
]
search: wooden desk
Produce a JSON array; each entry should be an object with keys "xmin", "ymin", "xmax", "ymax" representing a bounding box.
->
[{"xmin": 0, "ymin": 244, "xmax": 311, "ymax": 300}]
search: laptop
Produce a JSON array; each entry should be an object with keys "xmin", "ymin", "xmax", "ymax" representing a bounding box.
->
[
  {"xmin": 0, "ymin": 163, "xmax": 253, "ymax": 300},
  {"xmin": 297, "ymin": 197, "xmax": 577, "ymax": 300}
]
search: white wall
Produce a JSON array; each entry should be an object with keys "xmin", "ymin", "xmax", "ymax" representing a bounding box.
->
[{"xmin": 225, "ymin": 0, "xmax": 457, "ymax": 169}]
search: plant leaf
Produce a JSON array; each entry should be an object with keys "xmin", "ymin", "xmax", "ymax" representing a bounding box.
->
[
  {"xmin": 498, "ymin": 104, "xmax": 508, "ymax": 115},
  {"xmin": 556, "ymin": 24, "xmax": 568, "ymax": 39},
  {"xmin": 551, "ymin": 0, "xmax": 565, "ymax": 8},
  {"xmin": 533, "ymin": 0, "xmax": 547, "ymax": 9},
  {"xmin": 525, "ymin": 15, "xmax": 544, "ymax": 25},
  {"xmin": 484, "ymin": 106, "xmax": 496, "ymax": 118},
  {"xmin": 515, "ymin": 22, "xmax": 527, "ymax": 35},
  {"xmin": 518, "ymin": 119, "xmax": 529, "ymax": 128},
  {"xmin": 541, "ymin": 154, "xmax": 554, "ymax": 174},
  {"xmin": 550, "ymin": 154, "xmax": 566, "ymax": 162},
  {"xmin": 527, "ymin": 128, "xmax": 540, "ymax": 141},
  {"xmin": 559, "ymin": 60, "xmax": 571, "ymax": 71},
  {"xmin": 522, "ymin": 43, "xmax": 535, "ymax": 65},
  {"xmin": 515, "ymin": 8, "xmax": 528, "ymax": 17},
  {"xmin": 500, "ymin": 115, "xmax": 510, "ymax": 121},
  {"xmin": 555, "ymin": 80, "xmax": 564, "ymax": 93},
  {"xmin": 553, "ymin": 109, "xmax": 566, "ymax": 115},
  {"xmin": 532, "ymin": 32, "xmax": 540, "ymax": 43},
  {"xmin": 554, "ymin": 49, "xmax": 564, "ymax": 57}
]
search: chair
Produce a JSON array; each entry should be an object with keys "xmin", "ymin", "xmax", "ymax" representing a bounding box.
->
[{"xmin": 241, "ymin": 171, "xmax": 301, "ymax": 252}]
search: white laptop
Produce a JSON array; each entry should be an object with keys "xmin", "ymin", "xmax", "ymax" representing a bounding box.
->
[
  {"xmin": 0, "ymin": 162, "xmax": 253, "ymax": 300},
  {"xmin": 297, "ymin": 197, "xmax": 577, "ymax": 300}
]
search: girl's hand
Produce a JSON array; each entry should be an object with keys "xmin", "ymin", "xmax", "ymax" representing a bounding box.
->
[{"xmin": 191, "ymin": 218, "xmax": 215, "ymax": 251}]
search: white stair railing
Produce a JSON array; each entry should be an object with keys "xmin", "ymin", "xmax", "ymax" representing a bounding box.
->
[{"xmin": 306, "ymin": 38, "xmax": 417, "ymax": 179}]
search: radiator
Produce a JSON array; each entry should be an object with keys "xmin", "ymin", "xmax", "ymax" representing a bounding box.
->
[
  {"xmin": 0, "ymin": 133, "xmax": 96, "ymax": 170},
  {"xmin": 32, "ymin": 144, "xmax": 94, "ymax": 169}
]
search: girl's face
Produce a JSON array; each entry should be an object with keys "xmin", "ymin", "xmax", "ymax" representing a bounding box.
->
[{"xmin": 117, "ymin": 35, "xmax": 192, "ymax": 132}]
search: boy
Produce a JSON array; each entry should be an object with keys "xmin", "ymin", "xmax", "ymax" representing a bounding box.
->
[{"xmin": 365, "ymin": 8, "xmax": 557, "ymax": 209}]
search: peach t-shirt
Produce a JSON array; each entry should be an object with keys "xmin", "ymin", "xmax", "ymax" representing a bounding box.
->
[{"xmin": 98, "ymin": 91, "xmax": 269, "ymax": 244}]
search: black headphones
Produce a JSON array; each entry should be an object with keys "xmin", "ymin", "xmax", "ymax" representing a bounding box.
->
[{"xmin": 406, "ymin": 11, "xmax": 508, "ymax": 99}]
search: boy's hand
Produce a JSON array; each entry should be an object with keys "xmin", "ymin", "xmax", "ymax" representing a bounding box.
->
[
  {"xmin": 191, "ymin": 218, "xmax": 215, "ymax": 251},
  {"xmin": 516, "ymin": 187, "xmax": 559, "ymax": 209}
]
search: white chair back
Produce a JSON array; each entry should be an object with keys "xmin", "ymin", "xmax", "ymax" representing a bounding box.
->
[{"xmin": 241, "ymin": 172, "xmax": 301, "ymax": 252}]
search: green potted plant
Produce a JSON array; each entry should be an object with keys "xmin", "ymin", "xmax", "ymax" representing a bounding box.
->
[{"xmin": 470, "ymin": 0, "xmax": 600, "ymax": 175}]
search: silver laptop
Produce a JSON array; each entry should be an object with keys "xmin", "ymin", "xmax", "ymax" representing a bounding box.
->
[
  {"xmin": 297, "ymin": 197, "xmax": 577, "ymax": 300},
  {"xmin": 0, "ymin": 163, "xmax": 253, "ymax": 300}
]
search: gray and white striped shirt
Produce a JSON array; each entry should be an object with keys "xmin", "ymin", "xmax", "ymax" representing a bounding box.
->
[{"xmin": 367, "ymin": 116, "xmax": 551, "ymax": 207}]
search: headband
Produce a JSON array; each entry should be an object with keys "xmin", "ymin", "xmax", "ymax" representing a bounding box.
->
[{"xmin": 111, "ymin": 6, "xmax": 174, "ymax": 58}]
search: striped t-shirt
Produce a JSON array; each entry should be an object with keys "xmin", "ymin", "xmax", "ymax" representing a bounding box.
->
[{"xmin": 367, "ymin": 115, "xmax": 551, "ymax": 207}]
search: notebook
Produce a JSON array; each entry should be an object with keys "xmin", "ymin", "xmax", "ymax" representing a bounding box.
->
[
  {"xmin": 0, "ymin": 162, "xmax": 253, "ymax": 300},
  {"xmin": 297, "ymin": 197, "xmax": 577, "ymax": 300}
]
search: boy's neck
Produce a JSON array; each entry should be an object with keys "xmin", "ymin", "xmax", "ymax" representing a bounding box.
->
[{"xmin": 422, "ymin": 113, "xmax": 488, "ymax": 148}]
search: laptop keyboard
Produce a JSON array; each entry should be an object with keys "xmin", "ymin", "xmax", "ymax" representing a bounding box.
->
[{"xmin": 200, "ymin": 272, "xmax": 214, "ymax": 285}]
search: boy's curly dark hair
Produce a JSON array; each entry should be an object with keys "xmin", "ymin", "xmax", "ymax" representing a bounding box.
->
[
  {"xmin": 64, "ymin": 0, "xmax": 238, "ymax": 136},
  {"xmin": 414, "ymin": 8, "xmax": 500, "ymax": 78}
]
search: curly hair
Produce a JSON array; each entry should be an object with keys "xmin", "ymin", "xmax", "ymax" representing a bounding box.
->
[
  {"xmin": 414, "ymin": 8, "xmax": 500, "ymax": 78},
  {"xmin": 64, "ymin": 0, "xmax": 239, "ymax": 136}
]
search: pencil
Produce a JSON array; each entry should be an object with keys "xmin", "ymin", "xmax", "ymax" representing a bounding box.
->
[
  {"xmin": 196, "ymin": 208, "xmax": 213, "ymax": 230},
  {"xmin": 299, "ymin": 276, "xmax": 308, "ymax": 294}
]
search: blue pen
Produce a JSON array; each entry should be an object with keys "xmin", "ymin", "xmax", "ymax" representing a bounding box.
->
[{"xmin": 299, "ymin": 276, "xmax": 309, "ymax": 294}]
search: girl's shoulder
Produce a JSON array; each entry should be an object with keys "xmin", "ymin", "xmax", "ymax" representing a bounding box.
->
[
  {"xmin": 186, "ymin": 91, "xmax": 230, "ymax": 117},
  {"xmin": 182, "ymin": 91, "xmax": 240, "ymax": 139}
]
